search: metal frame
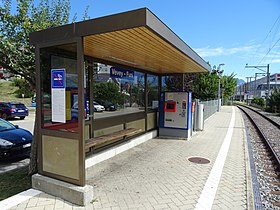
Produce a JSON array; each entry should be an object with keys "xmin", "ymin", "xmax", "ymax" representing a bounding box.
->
[
  {"xmin": 36, "ymin": 38, "xmax": 85, "ymax": 186},
  {"xmin": 77, "ymin": 37, "xmax": 85, "ymax": 186}
]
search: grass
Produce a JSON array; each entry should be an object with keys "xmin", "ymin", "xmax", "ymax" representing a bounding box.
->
[
  {"xmin": 0, "ymin": 80, "xmax": 33, "ymax": 201},
  {"xmin": 0, "ymin": 166, "xmax": 32, "ymax": 201},
  {"xmin": 0, "ymin": 81, "xmax": 32, "ymax": 106}
]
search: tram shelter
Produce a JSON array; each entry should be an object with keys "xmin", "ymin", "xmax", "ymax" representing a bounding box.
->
[{"xmin": 29, "ymin": 8, "xmax": 210, "ymax": 205}]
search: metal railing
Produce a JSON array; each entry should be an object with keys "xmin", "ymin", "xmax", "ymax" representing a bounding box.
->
[{"xmin": 199, "ymin": 99, "xmax": 218, "ymax": 120}]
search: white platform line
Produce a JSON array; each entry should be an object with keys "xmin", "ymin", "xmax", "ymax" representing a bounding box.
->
[
  {"xmin": 0, "ymin": 189, "xmax": 41, "ymax": 210},
  {"xmin": 195, "ymin": 107, "xmax": 236, "ymax": 210}
]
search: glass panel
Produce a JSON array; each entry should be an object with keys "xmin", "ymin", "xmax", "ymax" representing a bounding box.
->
[
  {"xmin": 40, "ymin": 43, "xmax": 79, "ymax": 132},
  {"xmin": 86, "ymin": 62, "xmax": 145, "ymax": 119},
  {"xmin": 147, "ymin": 112, "xmax": 157, "ymax": 130},
  {"xmin": 126, "ymin": 119, "xmax": 145, "ymax": 131},
  {"xmin": 162, "ymin": 75, "xmax": 183, "ymax": 91},
  {"xmin": 147, "ymin": 74, "xmax": 159, "ymax": 111}
]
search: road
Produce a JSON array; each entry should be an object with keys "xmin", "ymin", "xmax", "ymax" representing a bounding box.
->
[
  {"xmin": 11, "ymin": 108, "xmax": 36, "ymax": 134},
  {"xmin": 0, "ymin": 108, "xmax": 35, "ymax": 174}
]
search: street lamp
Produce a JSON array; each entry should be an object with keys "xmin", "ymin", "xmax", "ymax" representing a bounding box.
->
[{"xmin": 217, "ymin": 64, "xmax": 225, "ymax": 112}]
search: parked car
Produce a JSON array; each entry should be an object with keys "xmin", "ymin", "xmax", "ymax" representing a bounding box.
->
[
  {"xmin": 93, "ymin": 101, "xmax": 105, "ymax": 112},
  {"xmin": 0, "ymin": 118, "xmax": 33, "ymax": 159},
  {"xmin": 0, "ymin": 102, "xmax": 29, "ymax": 120},
  {"xmin": 85, "ymin": 101, "xmax": 105, "ymax": 112},
  {"xmin": 95, "ymin": 100, "xmax": 117, "ymax": 111},
  {"xmin": 71, "ymin": 101, "xmax": 105, "ymax": 119}
]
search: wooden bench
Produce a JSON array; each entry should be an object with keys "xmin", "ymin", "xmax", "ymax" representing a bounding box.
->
[{"xmin": 85, "ymin": 128, "xmax": 142, "ymax": 151}]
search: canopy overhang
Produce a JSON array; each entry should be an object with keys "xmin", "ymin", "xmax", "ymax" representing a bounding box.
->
[{"xmin": 30, "ymin": 8, "xmax": 210, "ymax": 74}]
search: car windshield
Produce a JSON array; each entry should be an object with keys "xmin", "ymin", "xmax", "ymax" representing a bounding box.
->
[{"xmin": 0, "ymin": 119, "xmax": 15, "ymax": 132}]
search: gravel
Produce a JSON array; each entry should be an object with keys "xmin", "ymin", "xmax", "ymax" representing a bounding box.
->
[{"xmin": 240, "ymin": 107, "xmax": 280, "ymax": 209}]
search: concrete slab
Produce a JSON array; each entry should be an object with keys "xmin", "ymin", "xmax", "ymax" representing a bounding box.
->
[{"xmin": 32, "ymin": 174, "xmax": 93, "ymax": 206}]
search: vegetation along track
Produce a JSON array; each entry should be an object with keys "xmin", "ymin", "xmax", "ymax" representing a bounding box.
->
[{"xmin": 237, "ymin": 104, "xmax": 280, "ymax": 208}]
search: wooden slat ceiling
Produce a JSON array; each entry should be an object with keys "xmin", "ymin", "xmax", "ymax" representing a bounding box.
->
[{"xmin": 84, "ymin": 26, "xmax": 207, "ymax": 74}]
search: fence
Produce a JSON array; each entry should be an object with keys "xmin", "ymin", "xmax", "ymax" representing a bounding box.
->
[{"xmin": 199, "ymin": 99, "xmax": 218, "ymax": 120}]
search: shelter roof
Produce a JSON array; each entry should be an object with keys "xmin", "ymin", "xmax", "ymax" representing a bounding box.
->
[{"xmin": 30, "ymin": 8, "xmax": 210, "ymax": 74}]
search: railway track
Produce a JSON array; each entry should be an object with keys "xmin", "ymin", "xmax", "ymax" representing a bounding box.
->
[{"xmin": 237, "ymin": 104, "xmax": 280, "ymax": 209}]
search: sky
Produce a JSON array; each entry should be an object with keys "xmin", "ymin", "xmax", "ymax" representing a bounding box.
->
[
  {"xmin": 69, "ymin": 0, "xmax": 280, "ymax": 81},
  {"xmin": 9, "ymin": 0, "xmax": 280, "ymax": 80}
]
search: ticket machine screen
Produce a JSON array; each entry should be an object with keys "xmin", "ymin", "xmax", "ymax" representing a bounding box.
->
[{"xmin": 164, "ymin": 101, "xmax": 176, "ymax": 112}]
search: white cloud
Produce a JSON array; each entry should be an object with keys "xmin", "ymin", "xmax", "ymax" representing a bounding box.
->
[
  {"xmin": 194, "ymin": 46, "xmax": 254, "ymax": 57},
  {"xmin": 271, "ymin": 59, "xmax": 280, "ymax": 63}
]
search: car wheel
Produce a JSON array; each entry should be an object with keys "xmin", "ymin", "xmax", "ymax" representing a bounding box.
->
[
  {"xmin": 2, "ymin": 113, "xmax": 7, "ymax": 120},
  {"xmin": 20, "ymin": 116, "xmax": 25, "ymax": 120}
]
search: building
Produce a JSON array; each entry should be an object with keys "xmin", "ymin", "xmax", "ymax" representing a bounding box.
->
[{"xmin": 234, "ymin": 73, "xmax": 280, "ymax": 101}]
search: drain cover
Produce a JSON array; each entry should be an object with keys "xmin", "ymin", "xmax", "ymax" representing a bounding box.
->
[{"xmin": 188, "ymin": 157, "xmax": 210, "ymax": 164}]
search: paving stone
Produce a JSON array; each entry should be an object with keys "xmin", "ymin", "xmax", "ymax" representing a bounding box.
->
[
  {"xmin": 43, "ymin": 205, "xmax": 55, "ymax": 210},
  {"xmin": 212, "ymin": 108, "xmax": 248, "ymax": 210},
  {"xmin": 3, "ymin": 106, "xmax": 254, "ymax": 210}
]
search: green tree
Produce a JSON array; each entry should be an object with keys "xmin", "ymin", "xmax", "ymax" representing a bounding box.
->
[
  {"xmin": 0, "ymin": 0, "xmax": 72, "ymax": 175},
  {"xmin": 192, "ymin": 71, "xmax": 237, "ymax": 102},
  {"xmin": 251, "ymin": 97, "xmax": 265, "ymax": 108},
  {"xmin": 0, "ymin": 0, "xmax": 70, "ymax": 90},
  {"xmin": 13, "ymin": 78, "xmax": 34, "ymax": 98},
  {"xmin": 93, "ymin": 82, "xmax": 124, "ymax": 105},
  {"xmin": 220, "ymin": 73, "xmax": 238, "ymax": 104},
  {"xmin": 192, "ymin": 72, "xmax": 219, "ymax": 100},
  {"xmin": 267, "ymin": 88, "xmax": 280, "ymax": 113}
]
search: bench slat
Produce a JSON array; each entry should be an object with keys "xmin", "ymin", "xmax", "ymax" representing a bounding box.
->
[{"xmin": 85, "ymin": 128, "xmax": 142, "ymax": 150}]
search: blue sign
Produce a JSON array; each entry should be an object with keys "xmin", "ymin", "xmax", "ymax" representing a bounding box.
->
[
  {"xmin": 51, "ymin": 69, "xmax": 65, "ymax": 88},
  {"xmin": 110, "ymin": 67, "xmax": 134, "ymax": 80}
]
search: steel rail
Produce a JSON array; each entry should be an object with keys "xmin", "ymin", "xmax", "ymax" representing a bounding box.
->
[
  {"xmin": 239, "ymin": 104, "xmax": 280, "ymax": 129},
  {"xmin": 237, "ymin": 105, "xmax": 280, "ymax": 168}
]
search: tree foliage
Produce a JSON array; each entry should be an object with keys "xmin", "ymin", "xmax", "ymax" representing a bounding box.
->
[
  {"xmin": 93, "ymin": 82, "xmax": 124, "ymax": 105},
  {"xmin": 192, "ymin": 72, "xmax": 219, "ymax": 100},
  {"xmin": 220, "ymin": 72, "xmax": 238, "ymax": 103},
  {"xmin": 251, "ymin": 97, "xmax": 265, "ymax": 108},
  {"xmin": 13, "ymin": 78, "xmax": 34, "ymax": 97},
  {"xmin": 192, "ymin": 71, "xmax": 237, "ymax": 102},
  {"xmin": 267, "ymin": 88, "xmax": 280, "ymax": 113},
  {"xmin": 0, "ymin": 0, "xmax": 72, "ymax": 176},
  {"xmin": 0, "ymin": 0, "xmax": 70, "ymax": 90}
]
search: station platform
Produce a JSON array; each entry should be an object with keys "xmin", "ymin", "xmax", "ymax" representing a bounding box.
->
[{"xmin": 1, "ymin": 106, "xmax": 254, "ymax": 210}]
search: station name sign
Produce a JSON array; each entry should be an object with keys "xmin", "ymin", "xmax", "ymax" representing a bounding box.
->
[{"xmin": 110, "ymin": 67, "xmax": 134, "ymax": 80}]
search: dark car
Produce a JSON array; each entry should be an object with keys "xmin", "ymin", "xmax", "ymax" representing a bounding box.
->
[
  {"xmin": 95, "ymin": 100, "xmax": 117, "ymax": 111},
  {"xmin": 0, "ymin": 118, "xmax": 33, "ymax": 159},
  {"xmin": 0, "ymin": 102, "xmax": 29, "ymax": 120}
]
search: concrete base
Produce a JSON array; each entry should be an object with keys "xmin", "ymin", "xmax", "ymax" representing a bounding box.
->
[
  {"xmin": 159, "ymin": 127, "xmax": 190, "ymax": 139},
  {"xmin": 32, "ymin": 174, "xmax": 93, "ymax": 206}
]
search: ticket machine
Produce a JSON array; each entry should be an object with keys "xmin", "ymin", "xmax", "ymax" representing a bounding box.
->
[{"xmin": 159, "ymin": 91, "xmax": 192, "ymax": 138}]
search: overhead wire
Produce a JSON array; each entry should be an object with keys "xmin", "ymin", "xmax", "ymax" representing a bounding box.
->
[
  {"xmin": 257, "ymin": 14, "xmax": 280, "ymax": 65},
  {"xmin": 268, "ymin": 20, "xmax": 280, "ymax": 64},
  {"xmin": 258, "ymin": 37, "xmax": 280, "ymax": 64},
  {"xmin": 252, "ymin": 15, "xmax": 280, "ymax": 63}
]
